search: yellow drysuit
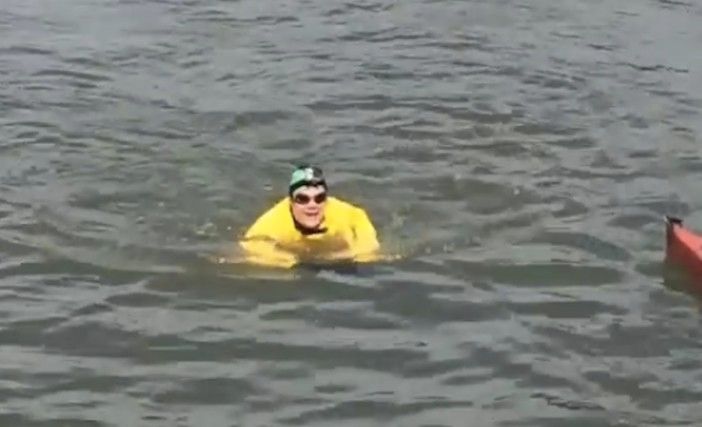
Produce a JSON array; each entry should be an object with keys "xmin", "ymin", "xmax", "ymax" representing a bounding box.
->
[{"xmin": 239, "ymin": 196, "xmax": 381, "ymax": 268}]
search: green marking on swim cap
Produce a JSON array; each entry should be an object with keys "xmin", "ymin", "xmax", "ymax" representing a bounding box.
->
[
  {"xmin": 290, "ymin": 169, "xmax": 309, "ymax": 187},
  {"xmin": 290, "ymin": 167, "xmax": 317, "ymax": 186}
]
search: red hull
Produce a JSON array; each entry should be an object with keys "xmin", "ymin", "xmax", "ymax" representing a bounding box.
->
[{"xmin": 665, "ymin": 216, "xmax": 702, "ymax": 285}]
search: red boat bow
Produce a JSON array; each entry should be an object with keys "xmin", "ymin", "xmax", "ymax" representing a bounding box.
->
[{"xmin": 665, "ymin": 216, "xmax": 702, "ymax": 285}]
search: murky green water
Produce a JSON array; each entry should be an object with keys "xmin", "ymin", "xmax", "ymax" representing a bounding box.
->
[{"xmin": 2, "ymin": 0, "xmax": 702, "ymax": 425}]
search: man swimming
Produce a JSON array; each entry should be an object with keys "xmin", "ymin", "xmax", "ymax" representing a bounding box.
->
[{"xmin": 239, "ymin": 165, "xmax": 381, "ymax": 268}]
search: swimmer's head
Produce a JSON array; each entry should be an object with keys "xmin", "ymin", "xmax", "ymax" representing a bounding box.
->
[{"xmin": 289, "ymin": 165, "xmax": 327, "ymax": 230}]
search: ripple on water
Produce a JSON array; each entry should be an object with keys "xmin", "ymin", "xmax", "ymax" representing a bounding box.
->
[
  {"xmin": 528, "ymin": 230, "xmax": 632, "ymax": 262},
  {"xmin": 260, "ymin": 304, "xmax": 406, "ymax": 330},
  {"xmin": 150, "ymin": 377, "xmax": 259, "ymax": 405},
  {"xmin": 444, "ymin": 258, "xmax": 625, "ymax": 287},
  {"xmin": 279, "ymin": 398, "xmax": 474, "ymax": 425},
  {"xmin": 0, "ymin": 415, "xmax": 107, "ymax": 427}
]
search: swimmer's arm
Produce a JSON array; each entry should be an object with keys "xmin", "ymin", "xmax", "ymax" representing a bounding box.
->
[
  {"xmin": 239, "ymin": 237, "xmax": 298, "ymax": 268},
  {"xmin": 239, "ymin": 209, "xmax": 298, "ymax": 268},
  {"xmin": 347, "ymin": 208, "xmax": 381, "ymax": 260}
]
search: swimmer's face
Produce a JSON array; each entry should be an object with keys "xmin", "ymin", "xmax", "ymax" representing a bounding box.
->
[{"xmin": 291, "ymin": 185, "xmax": 327, "ymax": 230}]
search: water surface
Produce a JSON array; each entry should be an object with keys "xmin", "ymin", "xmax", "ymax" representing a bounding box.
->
[{"xmin": 2, "ymin": 0, "xmax": 702, "ymax": 425}]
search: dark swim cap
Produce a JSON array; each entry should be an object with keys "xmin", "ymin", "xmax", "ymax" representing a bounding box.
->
[{"xmin": 288, "ymin": 165, "xmax": 326, "ymax": 195}]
